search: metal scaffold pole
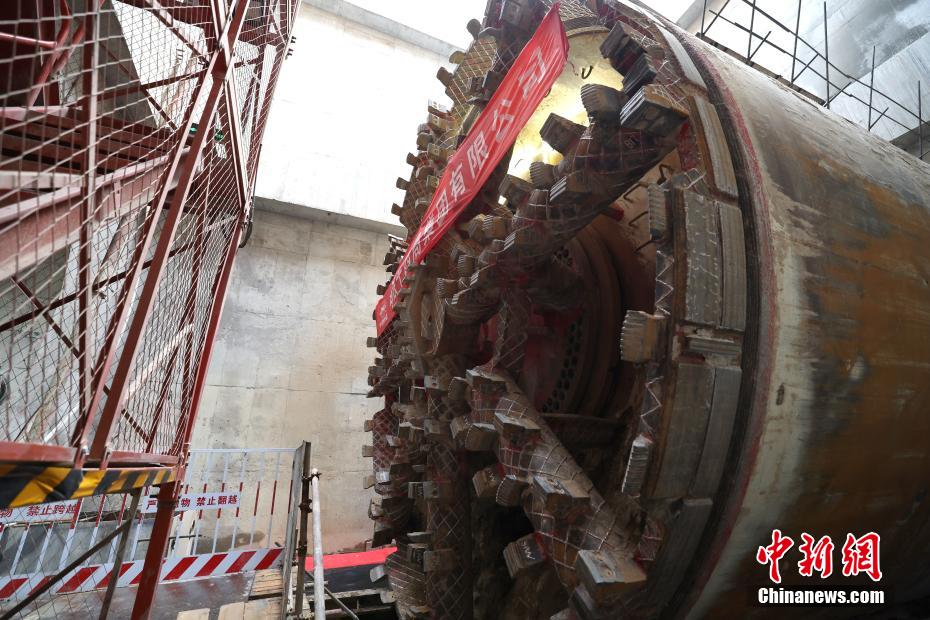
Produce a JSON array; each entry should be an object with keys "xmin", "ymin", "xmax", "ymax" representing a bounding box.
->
[
  {"xmin": 294, "ymin": 442, "xmax": 311, "ymax": 616},
  {"xmin": 311, "ymin": 469, "xmax": 324, "ymax": 620}
]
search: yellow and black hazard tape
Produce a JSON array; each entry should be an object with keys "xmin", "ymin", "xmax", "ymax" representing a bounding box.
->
[{"xmin": 0, "ymin": 464, "xmax": 176, "ymax": 510}]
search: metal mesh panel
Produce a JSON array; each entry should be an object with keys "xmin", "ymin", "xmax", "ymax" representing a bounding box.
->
[{"xmin": 0, "ymin": 0, "xmax": 296, "ymax": 465}]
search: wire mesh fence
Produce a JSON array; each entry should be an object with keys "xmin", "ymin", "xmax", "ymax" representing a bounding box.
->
[{"xmin": 0, "ymin": 0, "xmax": 296, "ymax": 467}]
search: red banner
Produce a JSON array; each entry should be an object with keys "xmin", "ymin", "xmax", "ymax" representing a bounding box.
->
[{"xmin": 375, "ymin": 4, "xmax": 569, "ymax": 335}]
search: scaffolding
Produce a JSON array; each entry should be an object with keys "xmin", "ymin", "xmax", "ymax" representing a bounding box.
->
[
  {"xmin": 0, "ymin": 0, "xmax": 297, "ymax": 616},
  {"xmin": 693, "ymin": 0, "xmax": 928, "ymax": 160}
]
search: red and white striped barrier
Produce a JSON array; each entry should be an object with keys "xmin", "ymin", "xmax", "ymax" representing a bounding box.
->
[{"xmin": 0, "ymin": 548, "xmax": 282, "ymax": 601}]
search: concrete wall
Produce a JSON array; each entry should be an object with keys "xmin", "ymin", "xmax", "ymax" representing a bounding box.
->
[
  {"xmin": 189, "ymin": 206, "xmax": 390, "ymax": 552},
  {"xmin": 254, "ymin": 1, "xmax": 456, "ymax": 226}
]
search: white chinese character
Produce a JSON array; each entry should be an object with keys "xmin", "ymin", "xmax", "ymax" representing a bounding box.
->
[
  {"xmin": 449, "ymin": 168, "xmax": 466, "ymax": 203},
  {"xmin": 518, "ymin": 48, "xmax": 547, "ymax": 97},
  {"xmin": 466, "ymin": 131, "xmax": 490, "ymax": 178},
  {"xmin": 421, "ymin": 215, "xmax": 438, "ymax": 245},
  {"xmin": 492, "ymin": 100, "xmax": 515, "ymax": 143},
  {"xmin": 435, "ymin": 188, "xmax": 451, "ymax": 219}
]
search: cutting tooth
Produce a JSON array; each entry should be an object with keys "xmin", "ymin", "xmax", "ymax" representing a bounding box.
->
[
  {"xmin": 450, "ymin": 417, "xmax": 498, "ymax": 451},
  {"xmin": 531, "ymin": 474, "xmax": 590, "ymax": 523},
  {"xmin": 539, "ymin": 113, "xmax": 586, "ymax": 155},
  {"xmin": 466, "ymin": 18, "xmax": 482, "ymax": 39},
  {"xmin": 424, "ymin": 419, "xmax": 451, "ymax": 443},
  {"xmin": 406, "ymin": 531, "xmax": 434, "ymax": 545},
  {"xmin": 493, "ymin": 412, "xmax": 540, "ymax": 445},
  {"xmin": 499, "ymin": 174, "xmax": 533, "ymax": 205},
  {"xmin": 620, "ymin": 310, "xmax": 666, "ymax": 363},
  {"xmin": 437, "ymin": 66, "xmax": 454, "ymax": 88},
  {"xmin": 416, "ymin": 132, "xmax": 433, "ymax": 150},
  {"xmin": 581, "ymin": 83, "xmax": 628, "ymax": 120},
  {"xmin": 369, "ymin": 564, "xmax": 387, "ymax": 582},
  {"xmin": 503, "ymin": 533, "xmax": 546, "ymax": 578},
  {"xmin": 409, "ymin": 606, "xmax": 432, "ymax": 619},
  {"xmin": 623, "ymin": 53, "xmax": 660, "ymax": 99},
  {"xmin": 408, "ymin": 481, "xmax": 455, "ymax": 502},
  {"xmin": 621, "ymin": 434, "xmax": 653, "ymax": 496},
  {"xmin": 457, "ymin": 254, "xmax": 476, "ymax": 276},
  {"xmin": 619, "ymin": 85, "xmax": 688, "ymax": 137},
  {"xmin": 499, "ymin": 0, "xmax": 536, "ymax": 30},
  {"xmin": 600, "ymin": 22, "xmax": 646, "ymax": 73},
  {"xmin": 436, "ymin": 278, "xmax": 460, "ymax": 299},
  {"xmin": 549, "ymin": 171, "xmax": 596, "ymax": 206},
  {"xmin": 496, "ymin": 475, "xmax": 528, "ymax": 507},
  {"xmin": 529, "ymin": 161, "xmax": 556, "ymax": 189},
  {"xmin": 466, "ymin": 215, "xmax": 489, "ymax": 242},
  {"xmin": 483, "ymin": 216, "xmax": 509, "ymax": 240},
  {"xmin": 472, "ymin": 465, "xmax": 504, "ymax": 500},
  {"xmin": 574, "ymin": 549, "xmax": 646, "ymax": 604},
  {"xmin": 427, "ymin": 113, "xmax": 451, "ymax": 133},
  {"xmin": 427, "ymin": 143, "xmax": 451, "ymax": 164},
  {"xmin": 415, "ymin": 165, "xmax": 436, "ymax": 180},
  {"xmin": 372, "ymin": 522, "xmax": 394, "ymax": 547}
]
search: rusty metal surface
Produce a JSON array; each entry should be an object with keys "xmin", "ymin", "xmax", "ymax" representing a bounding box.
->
[{"xmin": 670, "ymin": 18, "xmax": 930, "ymax": 620}]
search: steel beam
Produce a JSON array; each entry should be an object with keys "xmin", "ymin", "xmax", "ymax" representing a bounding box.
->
[{"xmin": 130, "ymin": 480, "xmax": 180, "ymax": 620}]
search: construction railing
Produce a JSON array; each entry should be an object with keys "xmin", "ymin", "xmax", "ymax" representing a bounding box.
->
[
  {"xmin": 0, "ymin": 0, "xmax": 298, "ymax": 616},
  {"xmin": 0, "ymin": 447, "xmax": 296, "ymax": 618}
]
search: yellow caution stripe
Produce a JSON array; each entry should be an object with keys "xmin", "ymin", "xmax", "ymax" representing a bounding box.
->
[{"xmin": 0, "ymin": 464, "xmax": 176, "ymax": 509}]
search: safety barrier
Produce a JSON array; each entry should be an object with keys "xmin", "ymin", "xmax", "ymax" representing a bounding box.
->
[{"xmin": 0, "ymin": 447, "xmax": 296, "ymax": 611}]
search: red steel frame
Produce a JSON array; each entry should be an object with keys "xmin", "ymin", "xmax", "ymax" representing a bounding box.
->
[{"xmin": 0, "ymin": 0, "xmax": 297, "ymax": 616}]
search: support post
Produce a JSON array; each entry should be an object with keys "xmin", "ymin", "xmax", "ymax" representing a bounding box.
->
[
  {"xmin": 130, "ymin": 480, "xmax": 180, "ymax": 620},
  {"xmin": 294, "ymin": 441, "xmax": 311, "ymax": 616},
  {"xmin": 703, "ymin": 0, "xmax": 731, "ymax": 36},
  {"xmin": 917, "ymin": 80, "xmax": 924, "ymax": 161},
  {"xmin": 311, "ymin": 469, "xmax": 325, "ymax": 620},
  {"xmin": 78, "ymin": 0, "xmax": 99, "ymax": 461},
  {"xmin": 867, "ymin": 46, "xmax": 876, "ymax": 130},
  {"xmin": 99, "ymin": 488, "xmax": 143, "ymax": 620},
  {"xmin": 790, "ymin": 0, "xmax": 801, "ymax": 83},
  {"xmin": 823, "ymin": 2, "xmax": 830, "ymax": 108},
  {"xmin": 747, "ymin": 0, "xmax": 756, "ymax": 61}
]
